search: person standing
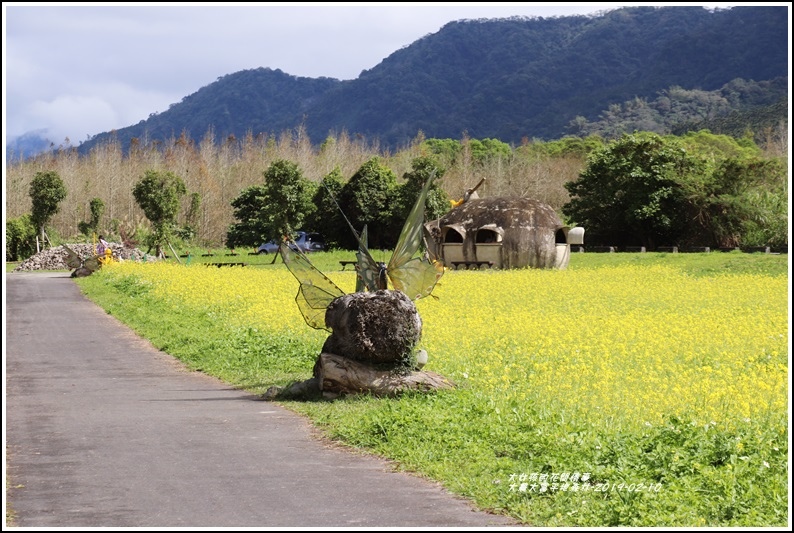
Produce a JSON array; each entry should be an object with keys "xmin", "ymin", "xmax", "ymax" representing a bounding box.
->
[{"xmin": 97, "ymin": 235, "xmax": 110, "ymax": 256}]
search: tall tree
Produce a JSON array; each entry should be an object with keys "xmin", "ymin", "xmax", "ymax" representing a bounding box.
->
[
  {"xmin": 29, "ymin": 170, "xmax": 67, "ymax": 246},
  {"xmin": 307, "ymin": 167, "xmax": 347, "ymax": 250},
  {"xmin": 683, "ymin": 157, "xmax": 787, "ymax": 247},
  {"xmin": 225, "ymin": 159, "xmax": 316, "ymax": 250},
  {"xmin": 132, "ymin": 170, "xmax": 187, "ymax": 257},
  {"xmin": 338, "ymin": 157, "xmax": 399, "ymax": 249},
  {"xmin": 226, "ymin": 185, "xmax": 268, "ymax": 249},
  {"xmin": 78, "ymin": 197, "xmax": 105, "ymax": 238},
  {"xmin": 259, "ymin": 159, "xmax": 316, "ymax": 239},
  {"xmin": 6, "ymin": 215, "xmax": 37, "ymax": 261},
  {"xmin": 397, "ymin": 156, "xmax": 450, "ymax": 223}
]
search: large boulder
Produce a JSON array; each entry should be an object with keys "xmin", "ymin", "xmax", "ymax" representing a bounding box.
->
[{"xmin": 321, "ymin": 290, "xmax": 422, "ymax": 368}]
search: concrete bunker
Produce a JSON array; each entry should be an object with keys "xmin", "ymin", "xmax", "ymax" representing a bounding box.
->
[{"xmin": 425, "ymin": 197, "xmax": 584, "ymax": 269}]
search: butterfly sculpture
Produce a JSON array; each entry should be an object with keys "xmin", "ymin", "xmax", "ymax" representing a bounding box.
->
[
  {"xmin": 280, "ymin": 174, "xmax": 444, "ymax": 330},
  {"xmin": 62, "ymin": 244, "xmax": 103, "ymax": 277},
  {"xmin": 352, "ymin": 174, "xmax": 445, "ymax": 300},
  {"xmin": 279, "ymin": 243, "xmax": 345, "ymax": 330}
]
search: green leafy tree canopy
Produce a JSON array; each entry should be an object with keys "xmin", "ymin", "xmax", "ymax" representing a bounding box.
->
[
  {"xmin": 398, "ymin": 156, "xmax": 450, "ymax": 223},
  {"xmin": 563, "ymin": 130, "xmax": 786, "ymax": 248},
  {"xmin": 6, "ymin": 214, "xmax": 37, "ymax": 261},
  {"xmin": 29, "ymin": 170, "xmax": 67, "ymax": 240},
  {"xmin": 307, "ymin": 167, "xmax": 347, "ymax": 250},
  {"xmin": 226, "ymin": 159, "xmax": 316, "ymax": 249},
  {"xmin": 132, "ymin": 169, "xmax": 187, "ymax": 255},
  {"xmin": 226, "ymin": 185, "xmax": 269, "ymax": 249},
  {"xmin": 260, "ymin": 159, "xmax": 317, "ymax": 239},
  {"xmin": 78, "ymin": 197, "xmax": 105, "ymax": 238},
  {"xmin": 563, "ymin": 132, "xmax": 699, "ymax": 248},
  {"xmin": 338, "ymin": 157, "xmax": 399, "ymax": 249}
]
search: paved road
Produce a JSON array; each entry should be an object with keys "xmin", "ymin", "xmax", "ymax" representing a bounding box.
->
[{"xmin": 5, "ymin": 272, "xmax": 517, "ymax": 528}]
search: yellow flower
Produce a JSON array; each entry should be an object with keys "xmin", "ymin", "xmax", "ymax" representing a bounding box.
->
[{"xmin": 101, "ymin": 261, "xmax": 787, "ymax": 432}]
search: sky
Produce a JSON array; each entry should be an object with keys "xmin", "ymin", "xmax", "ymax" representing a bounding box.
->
[{"xmin": 3, "ymin": 2, "xmax": 742, "ymax": 146}]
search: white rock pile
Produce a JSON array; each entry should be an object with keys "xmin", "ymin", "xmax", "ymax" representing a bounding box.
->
[{"xmin": 13, "ymin": 243, "xmax": 160, "ymax": 272}]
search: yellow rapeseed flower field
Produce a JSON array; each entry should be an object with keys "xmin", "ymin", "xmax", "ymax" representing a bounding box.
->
[
  {"xmin": 100, "ymin": 261, "xmax": 788, "ymax": 431},
  {"xmin": 417, "ymin": 266, "xmax": 787, "ymax": 431}
]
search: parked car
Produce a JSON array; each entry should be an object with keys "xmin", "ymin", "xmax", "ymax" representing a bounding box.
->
[
  {"xmin": 257, "ymin": 231, "xmax": 326, "ymax": 254},
  {"xmin": 257, "ymin": 239, "xmax": 280, "ymax": 254}
]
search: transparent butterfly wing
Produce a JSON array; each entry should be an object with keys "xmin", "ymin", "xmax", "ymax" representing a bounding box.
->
[
  {"xmin": 279, "ymin": 242, "xmax": 345, "ymax": 330},
  {"xmin": 389, "ymin": 172, "xmax": 437, "ymax": 272},
  {"xmin": 387, "ymin": 256, "xmax": 445, "ymax": 300},
  {"xmin": 62, "ymin": 244, "xmax": 83, "ymax": 270},
  {"xmin": 355, "ymin": 225, "xmax": 386, "ymax": 292},
  {"xmin": 295, "ymin": 284, "xmax": 338, "ymax": 332},
  {"xmin": 83, "ymin": 255, "xmax": 102, "ymax": 272},
  {"xmin": 386, "ymin": 173, "xmax": 444, "ymax": 299}
]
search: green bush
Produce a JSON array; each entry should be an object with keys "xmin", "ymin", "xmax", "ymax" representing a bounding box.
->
[{"xmin": 6, "ymin": 214, "xmax": 37, "ymax": 261}]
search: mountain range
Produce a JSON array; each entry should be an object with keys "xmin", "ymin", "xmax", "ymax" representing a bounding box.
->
[{"xmin": 11, "ymin": 5, "xmax": 791, "ymax": 157}]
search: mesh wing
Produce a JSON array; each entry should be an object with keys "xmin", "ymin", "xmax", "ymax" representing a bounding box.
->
[
  {"xmin": 389, "ymin": 172, "xmax": 436, "ymax": 272},
  {"xmin": 62, "ymin": 244, "xmax": 83, "ymax": 270},
  {"xmin": 280, "ymin": 241, "xmax": 345, "ymax": 330},
  {"xmin": 387, "ymin": 173, "xmax": 444, "ymax": 299},
  {"xmin": 355, "ymin": 226, "xmax": 387, "ymax": 292},
  {"xmin": 388, "ymin": 256, "xmax": 444, "ymax": 300}
]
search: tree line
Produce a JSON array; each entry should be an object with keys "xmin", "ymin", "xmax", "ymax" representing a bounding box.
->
[
  {"xmin": 5, "ymin": 126, "xmax": 788, "ymax": 261},
  {"xmin": 563, "ymin": 131, "xmax": 787, "ymax": 249}
]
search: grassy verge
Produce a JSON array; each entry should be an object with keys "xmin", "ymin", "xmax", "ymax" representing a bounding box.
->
[{"xmin": 70, "ymin": 251, "xmax": 788, "ymax": 526}]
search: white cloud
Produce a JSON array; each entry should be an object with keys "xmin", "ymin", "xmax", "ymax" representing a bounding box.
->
[
  {"xmin": 23, "ymin": 83, "xmax": 181, "ymax": 144},
  {"xmin": 28, "ymin": 96, "xmax": 119, "ymax": 144}
]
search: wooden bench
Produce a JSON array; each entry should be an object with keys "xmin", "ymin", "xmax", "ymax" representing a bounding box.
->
[
  {"xmin": 340, "ymin": 260, "xmax": 357, "ymax": 270},
  {"xmin": 206, "ymin": 262, "xmax": 247, "ymax": 267},
  {"xmin": 739, "ymin": 246, "xmax": 771, "ymax": 254},
  {"xmin": 451, "ymin": 261, "xmax": 493, "ymax": 270}
]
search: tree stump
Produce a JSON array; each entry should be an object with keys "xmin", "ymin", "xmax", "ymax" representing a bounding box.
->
[
  {"xmin": 71, "ymin": 266, "xmax": 94, "ymax": 278},
  {"xmin": 322, "ymin": 290, "xmax": 422, "ymax": 368},
  {"xmin": 266, "ymin": 289, "xmax": 456, "ymax": 401},
  {"xmin": 317, "ymin": 353, "xmax": 455, "ymax": 398}
]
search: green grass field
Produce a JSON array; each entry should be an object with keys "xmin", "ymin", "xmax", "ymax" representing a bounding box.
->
[{"xmin": 59, "ymin": 250, "xmax": 790, "ymax": 526}]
